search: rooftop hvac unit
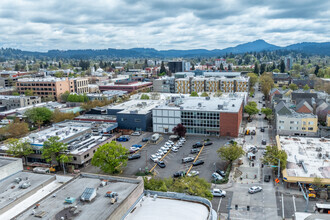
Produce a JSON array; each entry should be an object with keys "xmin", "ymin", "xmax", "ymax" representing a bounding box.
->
[
  {"xmin": 153, "ymin": 194, "xmax": 157, "ymax": 201},
  {"xmin": 218, "ymin": 105, "xmax": 223, "ymax": 110},
  {"xmin": 80, "ymin": 188, "xmax": 96, "ymax": 202},
  {"xmin": 198, "ymin": 103, "xmax": 202, "ymax": 107},
  {"xmin": 205, "ymin": 97, "xmax": 210, "ymax": 100}
]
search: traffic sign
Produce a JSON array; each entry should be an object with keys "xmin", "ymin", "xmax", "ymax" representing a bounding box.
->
[{"xmin": 275, "ymin": 178, "xmax": 280, "ymax": 183}]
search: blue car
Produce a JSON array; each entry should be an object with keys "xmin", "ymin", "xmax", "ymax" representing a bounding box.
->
[
  {"xmin": 116, "ymin": 135, "xmax": 130, "ymax": 142},
  {"xmin": 132, "ymin": 144, "xmax": 142, "ymax": 148}
]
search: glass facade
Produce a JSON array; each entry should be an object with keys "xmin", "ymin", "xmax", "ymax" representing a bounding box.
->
[{"xmin": 181, "ymin": 111, "xmax": 220, "ymax": 135}]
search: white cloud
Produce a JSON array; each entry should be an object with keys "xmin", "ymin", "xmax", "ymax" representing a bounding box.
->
[{"xmin": 0, "ymin": 0, "xmax": 328, "ymax": 51}]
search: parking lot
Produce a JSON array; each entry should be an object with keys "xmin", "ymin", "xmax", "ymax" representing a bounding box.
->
[{"xmin": 123, "ymin": 132, "xmax": 234, "ymax": 182}]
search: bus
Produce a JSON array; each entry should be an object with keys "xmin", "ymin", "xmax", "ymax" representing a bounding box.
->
[{"xmin": 315, "ymin": 203, "xmax": 330, "ymax": 214}]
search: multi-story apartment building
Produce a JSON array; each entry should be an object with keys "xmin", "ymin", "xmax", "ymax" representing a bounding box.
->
[
  {"xmin": 0, "ymin": 95, "xmax": 41, "ymax": 110},
  {"xmin": 16, "ymin": 77, "xmax": 74, "ymax": 101},
  {"xmin": 73, "ymin": 78, "xmax": 89, "ymax": 94},
  {"xmin": 175, "ymin": 76, "xmax": 249, "ymax": 94},
  {"xmin": 152, "ymin": 96, "xmax": 244, "ymax": 137},
  {"xmin": 275, "ymin": 101, "xmax": 318, "ymax": 136},
  {"xmin": 153, "ymin": 77, "xmax": 175, "ymax": 93}
]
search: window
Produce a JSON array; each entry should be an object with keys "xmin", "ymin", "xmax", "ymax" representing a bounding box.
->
[
  {"xmin": 308, "ymin": 121, "xmax": 314, "ymax": 125},
  {"xmin": 290, "ymin": 121, "xmax": 294, "ymax": 124},
  {"xmin": 303, "ymin": 121, "xmax": 306, "ymax": 125},
  {"xmin": 308, "ymin": 127, "xmax": 313, "ymax": 131},
  {"xmin": 279, "ymin": 120, "xmax": 285, "ymax": 124},
  {"xmin": 302, "ymin": 127, "xmax": 306, "ymax": 130},
  {"xmin": 73, "ymin": 157, "xmax": 77, "ymax": 161}
]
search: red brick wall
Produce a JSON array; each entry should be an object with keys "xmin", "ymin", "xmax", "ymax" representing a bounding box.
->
[
  {"xmin": 219, "ymin": 103, "xmax": 243, "ymax": 137},
  {"xmin": 296, "ymin": 105, "xmax": 312, "ymax": 113}
]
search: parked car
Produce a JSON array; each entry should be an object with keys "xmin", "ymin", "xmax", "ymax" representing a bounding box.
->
[
  {"xmin": 187, "ymin": 170, "xmax": 199, "ymax": 177},
  {"xmin": 258, "ymin": 101, "xmax": 262, "ymax": 103},
  {"xmin": 182, "ymin": 157, "xmax": 195, "ymax": 163},
  {"xmin": 261, "ymin": 140, "xmax": 267, "ymax": 145},
  {"xmin": 258, "ymin": 112, "xmax": 262, "ymax": 116},
  {"xmin": 248, "ymin": 186, "xmax": 263, "ymax": 194},
  {"xmin": 157, "ymin": 161, "xmax": 166, "ymax": 168},
  {"xmin": 192, "ymin": 142, "xmax": 203, "ymax": 148},
  {"xmin": 160, "ymin": 147, "xmax": 168, "ymax": 153},
  {"xmin": 204, "ymin": 141, "xmax": 213, "ymax": 146},
  {"xmin": 156, "ymin": 150, "xmax": 164, "ymax": 156},
  {"xmin": 162, "ymin": 145, "xmax": 170, "ymax": 151},
  {"xmin": 248, "ymin": 118, "xmax": 252, "ymax": 122},
  {"xmin": 264, "ymin": 175, "xmax": 271, "ymax": 182},
  {"xmin": 216, "ymin": 170, "xmax": 226, "ymax": 177},
  {"xmin": 211, "ymin": 189, "xmax": 226, "ymax": 197},
  {"xmin": 129, "ymin": 147, "xmax": 139, "ymax": 154},
  {"xmin": 172, "ymin": 147, "xmax": 179, "ymax": 152},
  {"xmin": 116, "ymin": 135, "xmax": 130, "ymax": 142},
  {"xmin": 180, "ymin": 137, "xmax": 186, "ymax": 142},
  {"xmin": 191, "ymin": 149, "xmax": 200, "ymax": 154},
  {"xmin": 132, "ymin": 144, "xmax": 142, "ymax": 148},
  {"xmin": 260, "ymin": 128, "xmax": 265, "ymax": 132},
  {"xmin": 142, "ymin": 138, "xmax": 149, "ymax": 142},
  {"xmin": 173, "ymin": 171, "xmax": 186, "ymax": 178},
  {"xmin": 212, "ymin": 172, "xmax": 223, "ymax": 181},
  {"xmin": 155, "ymin": 153, "xmax": 162, "ymax": 160},
  {"xmin": 193, "ymin": 160, "xmax": 204, "ymax": 166},
  {"xmin": 128, "ymin": 154, "xmax": 141, "ymax": 160},
  {"xmin": 251, "ymin": 130, "xmax": 256, "ymax": 135},
  {"xmin": 150, "ymin": 155, "xmax": 159, "ymax": 162},
  {"xmin": 131, "ymin": 131, "xmax": 141, "ymax": 136},
  {"xmin": 263, "ymin": 104, "xmax": 266, "ymax": 107}
]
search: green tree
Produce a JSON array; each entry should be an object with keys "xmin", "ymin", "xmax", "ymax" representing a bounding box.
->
[
  {"xmin": 6, "ymin": 138, "xmax": 33, "ymax": 165},
  {"xmin": 25, "ymin": 107, "xmax": 53, "ymax": 127},
  {"xmin": 273, "ymin": 69, "xmax": 280, "ymax": 73},
  {"xmin": 143, "ymin": 176, "xmax": 212, "ymax": 200},
  {"xmin": 41, "ymin": 136, "xmax": 71, "ymax": 168},
  {"xmin": 282, "ymin": 85, "xmax": 288, "ymax": 90},
  {"xmin": 261, "ymin": 108, "xmax": 273, "ymax": 120},
  {"xmin": 60, "ymin": 91, "xmax": 70, "ymax": 102},
  {"xmin": 200, "ymin": 92, "xmax": 209, "ymax": 97},
  {"xmin": 24, "ymin": 89, "xmax": 34, "ymax": 96},
  {"xmin": 244, "ymin": 101, "xmax": 259, "ymax": 118},
  {"xmin": 289, "ymin": 83, "xmax": 298, "ymax": 91},
  {"xmin": 280, "ymin": 59, "xmax": 285, "ymax": 73},
  {"xmin": 260, "ymin": 63, "xmax": 266, "ymax": 74},
  {"xmin": 292, "ymin": 64, "xmax": 301, "ymax": 74},
  {"xmin": 6, "ymin": 122, "xmax": 29, "ymax": 138},
  {"xmin": 12, "ymin": 91, "xmax": 20, "ymax": 96},
  {"xmin": 260, "ymin": 73, "xmax": 274, "ymax": 98},
  {"xmin": 303, "ymin": 84, "xmax": 310, "ymax": 91},
  {"xmin": 217, "ymin": 142, "xmax": 245, "ymax": 163},
  {"xmin": 314, "ymin": 65, "xmax": 319, "ymax": 75},
  {"xmin": 159, "ymin": 61, "xmax": 166, "ymax": 75},
  {"xmin": 220, "ymin": 63, "xmax": 224, "ymax": 70},
  {"xmin": 253, "ymin": 62, "xmax": 259, "ymax": 74},
  {"xmin": 140, "ymin": 94, "xmax": 150, "ymax": 100},
  {"xmin": 91, "ymin": 141, "xmax": 128, "ymax": 174},
  {"xmin": 190, "ymin": 91, "xmax": 199, "ymax": 97},
  {"xmin": 214, "ymin": 90, "xmax": 222, "ymax": 97},
  {"xmin": 247, "ymin": 72, "xmax": 258, "ymax": 88},
  {"xmin": 263, "ymin": 145, "xmax": 287, "ymax": 170}
]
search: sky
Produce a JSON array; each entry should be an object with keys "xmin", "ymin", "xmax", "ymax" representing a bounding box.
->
[{"xmin": 0, "ymin": 0, "xmax": 329, "ymax": 51}]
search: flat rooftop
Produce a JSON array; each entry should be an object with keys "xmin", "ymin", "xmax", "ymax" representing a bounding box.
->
[
  {"xmin": 125, "ymin": 196, "xmax": 209, "ymax": 220},
  {"xmin": 0, "ymin": 172, "xmax": 54, "ymax": 212},
  {"xmin": 75, "ymin": 114, "xmax": 117, "ymax": 121},
  {"xmin": 0, "ymin": 157, "xmax": 16, "ymax": 167},
  {"xmin": 17, "ymin": 77, "xmax": 68, "ymax": 82},
  {"xmin": 156, "ymin": 96, "xmax": 243, "ymax": 113},
  {"xmin": 279, "ymin": 136, "xmax": 330, "ymax": 179},
  {"xmin": 108, "ymin": 99, "xmax": 164, "ymax": 115},
  {"xmin": 102, "ymin": 81, "xmax": 152, "ymax": 87},
  {"xmin": 16, "ymin": 175, "xmax": 140, "ymax": 220}
]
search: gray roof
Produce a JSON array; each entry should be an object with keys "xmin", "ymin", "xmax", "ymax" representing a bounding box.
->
[
  {"xmin": 270, "ymin": 88, "xmax": 279, "ymax": 95},
  {"xmin": 275, "ymin": 101, "xmax": 292, "ymax": 115},
  {"xmin": 296, "ymin": 100, "xmax": 313, "ymax": 112}
]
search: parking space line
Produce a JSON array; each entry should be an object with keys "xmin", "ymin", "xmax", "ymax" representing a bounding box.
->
[
  {"xmin": 217, "ymin": 197, "xmax": 223, "ymax": 214},
  {"xmin": 281, "ymin": 193, "xmax": 284, "ymax": 219},
  {"xmin": 134, "ymin": 142, "xmax": 148, "ymax": 155},
  {"xmin": 187, "ymin": 144, "xmax": 205, "ymax": 174},
  {"xmin": 292, "ymin": 195, "xmax": 296, "ymax": 212},
  {"xmin": 149, "ymin": 149, "xmax": 172, "ymax": 173}
]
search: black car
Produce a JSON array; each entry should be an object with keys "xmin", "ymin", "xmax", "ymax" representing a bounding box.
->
[
  {"xmin": 142, "ymin": 138, "xmax": 149, "ymax": 142},
  {"xmin": 173, "ymin": 171, "xmax": 186, "ymax": 178},
  {"xmin": 128, "ymin": 154, "xmax": 141, "ymax": 160},
  {"xmin": 248, "ymin": 118, "xmax": 252, "ymax": 122},
  {"xmin": 262, "ymin": 140, "xmax": 267, "ymax": 145},
  {"xmin": 157, "ymin": 161, "xmax": 166, "ymax": 168},
  {"xmin": 192, "ymin": 160, "xmax": 204, "ymax": 166},
  {"xmin": 191, "ymin": 149, "xmax": 200, "ymax": 154},
  {"xmin": 204, "ymin": 142, "xmax": 213, "ymax": 146},
  {"xmin": 264, "ymin": 175, "xmax": 271, "ymax": 182},
  {"xmin": 192, "ymin": 142, "xmax": 203, "ymax": 148},
  {"xmin": 260, "ymin": 128, "xmax": 265, "ymax": 132},
  {"xmin": 216, "ymin": 170, "xmax": 226, "ymax": 177}
]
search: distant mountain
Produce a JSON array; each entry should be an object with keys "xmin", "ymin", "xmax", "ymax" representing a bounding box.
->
[{"xmin": 0, "ymin": 40, "xmax": 329, "ymax": 59}]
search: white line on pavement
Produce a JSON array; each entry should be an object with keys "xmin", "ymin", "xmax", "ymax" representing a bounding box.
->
[
  {"xmin": 217, "ymin": 197, "xmax": 223, "ymax": 214},
  {"xmin": 292, "ymin": 195, "xmax": 296, "ymax": 212},
  {"xmin": 281, "ymin": 193, "xmax": 284, "ymax": 219}
]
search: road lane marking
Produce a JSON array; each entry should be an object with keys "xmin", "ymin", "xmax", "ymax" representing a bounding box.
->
[
  {"xmin": 292, "ymin": 195, "xmax": 296, "ymax": 212},
  {"xmin": 281, "ymin": 193, "xmax": 284, "ymax": 219},
  {"xmin": 187, "ymin": 144, "xmax": 205, "ymax": 174},
  {"xmin": 217, "ymin": 197, "xmax": 223, "ymax": 214},
  {"xmin": 149, "ymin": 148, "xmax": 172, "ymax": 172}
]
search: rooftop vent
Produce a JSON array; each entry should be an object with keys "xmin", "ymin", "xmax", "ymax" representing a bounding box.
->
[
  {"xmin": 198, "ymin": 103, "xmax": 202, "ymax": 107},
  {"xmin": 218, "ymin": 104, "xmax": 223, "ymax": 110},
  {"xmin": 205, "ymin": 97, "xmax": 210, "ymax": 100},
  {"xmin": 232, "ymin": 104, "xmax": 235, "ymax": 107}
]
